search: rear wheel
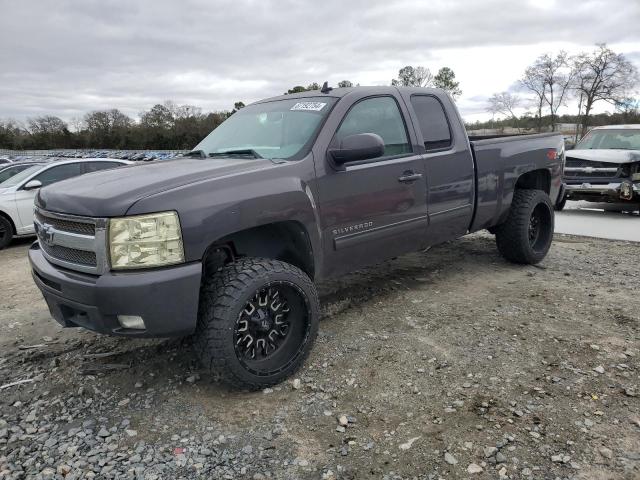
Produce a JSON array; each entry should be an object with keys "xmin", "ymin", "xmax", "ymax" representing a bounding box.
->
[
  {"xmin": 0, "ymin": 216, "xmax": 13, "ymax": 250},
  {"xmin": 495, "ymin": 189, "xmax": 554, "ymax": 264},
  {"xmin": 194, "ymin": 258, "xmax": 319, "ymax": 390}
]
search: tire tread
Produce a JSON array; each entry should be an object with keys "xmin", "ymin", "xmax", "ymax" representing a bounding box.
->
[{"xmin": 194, "ymin": 257, "xmax": 318, "ymax": 390}]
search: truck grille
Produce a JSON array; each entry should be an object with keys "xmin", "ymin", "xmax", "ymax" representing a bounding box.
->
[
  {"xmin": 40, "ymin": 243, "xmax": 97, "ymax": 266},
  {"xmin": 34, "ymin": 208, "xmax": 106, "ymax": 275},
  {"xmin": 564, "ymin": 158, "xmax": 619, "ymax": 179},
  {"xmin": 35, "ymin": 211, "xmax": 96, "ymax": 236}
]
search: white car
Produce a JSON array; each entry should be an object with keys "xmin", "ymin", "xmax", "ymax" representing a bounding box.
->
[{"xmin": 0, "ymin": 159, "xmax": 130, "ymax": 248}]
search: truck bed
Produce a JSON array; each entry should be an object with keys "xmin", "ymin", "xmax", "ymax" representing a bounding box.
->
[{"xmin": 468, "ymin": 133, "xmax": 565, "ymax": 233}]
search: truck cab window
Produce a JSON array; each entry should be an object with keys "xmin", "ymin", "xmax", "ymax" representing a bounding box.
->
[
  {"xmin": 410, "ymin": 95, "xmax": 452, "ymax": 151},
  {"xmin": 335, "ymin": 96, "xmax": 411, "ymax": 157}
]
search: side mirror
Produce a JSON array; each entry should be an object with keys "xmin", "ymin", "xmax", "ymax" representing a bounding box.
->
[
  {"xmin": 329, "ymin": 133, "xmax": 385, "ymax": 165},
  {"xmin": 23, "ymin": 179, "xmax": 42, "ymax": 191}
]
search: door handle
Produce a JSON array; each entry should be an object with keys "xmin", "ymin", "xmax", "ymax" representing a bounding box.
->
[{"xmin": 398, "ymin": 172, "xmax": 423, "ymax": 183}]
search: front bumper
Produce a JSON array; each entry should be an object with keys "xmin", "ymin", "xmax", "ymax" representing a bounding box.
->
[
  {"xmin": 29, "ymin": 242, "xmax": 202, "ymax": 337},
  {"xmin": 565, "ymin": 181, "xmax": 640, "ymax": 202}
]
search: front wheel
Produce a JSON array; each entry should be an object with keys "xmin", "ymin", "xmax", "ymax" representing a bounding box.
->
[
  {"xmin": 194, "ymin": 258, "xmax": 319, "ymax": 390},
  {"xmin": 495, "ymin": 189, "xmax": 554, "ymax": 264},
  {"xmin": 0, "ymin": 216, "xmax": 13, "ymax": 250}
]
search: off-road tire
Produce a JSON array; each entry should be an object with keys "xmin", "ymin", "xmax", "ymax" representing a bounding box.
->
[
  {"xmin": 495, "ymin": 189, "xmax": 554, "ymax": 265},
  {"xmin": 194, "ymin": 258, "xmax": 319, "ymax": 390},
  {"xmin": 0, "ymin": 216, "xmax": 13, "ymax": 250}
]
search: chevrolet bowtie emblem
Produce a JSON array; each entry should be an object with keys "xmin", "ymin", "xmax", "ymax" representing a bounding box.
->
[{"xmin": 40, "ymin": 224, "xmax": 55, "ymax": 247}]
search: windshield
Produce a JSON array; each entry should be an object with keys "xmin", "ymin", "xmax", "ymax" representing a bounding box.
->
[
  {"xmin": 193, "ymin": 97, "xmax": 337, "ymax": 160},
  {"xmin": 0, "ymin": 164, "xmax": 41, "ymax": 188},
  {"xmin": 577, "ymin": 129, "xmax": 640, "ymax": 150}
]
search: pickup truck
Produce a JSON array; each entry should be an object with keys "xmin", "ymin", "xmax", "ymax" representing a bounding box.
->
[
  {"xmin": 29, "ymin": 86, "xmax": 564, "ymax": 389},
  {"xmin": 558, "ymin": 124, "xmax": 640, "ymax": 211}
]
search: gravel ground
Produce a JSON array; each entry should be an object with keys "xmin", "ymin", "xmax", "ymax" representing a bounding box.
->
[{"xmin": 1, "ymin": 232, "xmax": 638, "ymax": 480}]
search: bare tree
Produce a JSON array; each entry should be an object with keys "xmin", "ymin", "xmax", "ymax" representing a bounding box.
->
[
  {"xmin": 392, "ymin": 66, "xmax": 434, "ymax": 87},
  {"xmin": 573, "ymin": 44, "xmax": 639, "ymax": 136},
  {"xmin": 520, "ymin": 65, "xmax": 547, "ymax": 132},
  {"xmin": 536, "ymin": 52, "xmax": 575, "ymax": 131},
  {"xmin": 487, "ymin": 92, "xmax": 522, "ymax": 132}
]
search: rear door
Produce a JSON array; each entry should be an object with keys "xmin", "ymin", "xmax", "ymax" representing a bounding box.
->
[
  {"xmin": 403, "ymin": 93, "xmax": 475, "ymax": 243},
  {"xmin": 315, "ymin": 93, "xmax": 429, "ymax": 277}
]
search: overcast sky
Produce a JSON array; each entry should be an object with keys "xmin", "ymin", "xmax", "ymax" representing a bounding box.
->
[{"xmin": 1, "ymin": 0, "xmax": 639, "ymax": 125}]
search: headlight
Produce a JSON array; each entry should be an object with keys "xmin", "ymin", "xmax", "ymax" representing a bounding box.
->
[{"xmin": 108, "ymin": 211, "xmax": 185, "ymax": 270}]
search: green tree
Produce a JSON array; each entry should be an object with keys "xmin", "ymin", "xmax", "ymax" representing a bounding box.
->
[
  {"xmin": 433, "ymin": 67, "xmax": 462, "ymax": 99},
  {"xmin": 27, "ymin": 116, "xmax": 71, "ymax": 149},
  {"xmin": 84, "ymin": 109, "xmax": 134, "ymax": 148},
  {"xmin": 337, "ymin": 80, "xmax": 353, "ymax": 88},
  {"xmin": 286, "ymin": 86, "xmax": 308, "ymax": 94}
]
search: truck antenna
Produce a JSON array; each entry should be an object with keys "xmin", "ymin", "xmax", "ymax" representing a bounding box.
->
[{"xmin": 320, "ymin": 81, "xmax": 333, "ymax": 94}]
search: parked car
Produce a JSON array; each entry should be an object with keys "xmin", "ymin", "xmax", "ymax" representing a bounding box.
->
[
  {"xmin": 0, "ymin": 158, "xmax": 12, "ymax": 165},
  {"xmin": 29, "ymin": 86, "xmax": 564, "ymax": 389},
  {"xmin": 0, "ymin": 159, "xmax": 130, "ymax": 248},
  {"xmin": 0, "ymin": 162, "xmax": 46, "ymax": 184},
  {"xmin": 558, "ymin": 124, "xmax": 640, "ymax": 211}
]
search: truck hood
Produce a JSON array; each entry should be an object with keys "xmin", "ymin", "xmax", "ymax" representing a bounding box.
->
[
  {"xmin": 566, "ymin": 149, "xmax": 640, "ymax": 164},
  {"xmin": 36, "ymin": 158, "xmax": 270, "ymax": 217}
]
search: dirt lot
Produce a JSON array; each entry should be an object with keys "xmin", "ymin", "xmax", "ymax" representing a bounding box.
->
[{"xmin": 1, "ymin": 233, "xmax": 638, "ymax": 480}]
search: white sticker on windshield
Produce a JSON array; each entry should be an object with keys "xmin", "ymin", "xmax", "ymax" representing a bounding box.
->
[{"xmin": 291, "ymin": 102, "xmax": 327, "ymax": 112}]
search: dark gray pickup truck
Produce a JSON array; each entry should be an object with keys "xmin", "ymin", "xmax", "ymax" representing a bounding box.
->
[{"xmin": 30, "ymin": 86, "xmax": 564, "ymax": 389}]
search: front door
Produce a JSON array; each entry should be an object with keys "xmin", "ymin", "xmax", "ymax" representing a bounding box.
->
[{"xmin": 315, "ymin": 95, "xmax": 428, "ymax": 277}]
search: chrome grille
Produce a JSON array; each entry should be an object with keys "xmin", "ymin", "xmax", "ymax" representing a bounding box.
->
[
  {"xmin": 34, "ymin": 208, "xmax": 107, "ymax": 275},
  {"xmin": 564, "ymin": 157, "xmax": 619, "ymax": 178},
  {"xmin": 40, "ymin": 243, "xmax": 97, "ymax": 266},
  {"xmin": 35, "ymin": 211, "xmax": 95, "ymax": 236}
]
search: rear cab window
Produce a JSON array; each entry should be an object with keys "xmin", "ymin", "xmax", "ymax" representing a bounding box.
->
[{"xmin": 410, "ymin": 95, "xmax": 452, "ymax": 151}]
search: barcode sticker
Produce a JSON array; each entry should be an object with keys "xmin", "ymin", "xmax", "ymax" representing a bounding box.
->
[{"xmin": 291, "ymin": 102, "xmax": 327, "ymax": 111}]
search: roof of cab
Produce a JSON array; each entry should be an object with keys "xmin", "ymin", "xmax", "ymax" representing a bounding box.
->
[{"xmin": 254, "ymin": 86, "xmax": 445, "ymax": 104}]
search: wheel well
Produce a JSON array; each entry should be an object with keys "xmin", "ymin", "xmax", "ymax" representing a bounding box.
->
[
  {"xmin": 202, "ymin": 221, "xmax": 315, "ymax": 279},
  {"xmin": 0, "ymin": 210, "xmax": 16, "ymax": 235},
  {"xmin": 515, "ymin": 169, "xmax": 550, "ymax": 194}
]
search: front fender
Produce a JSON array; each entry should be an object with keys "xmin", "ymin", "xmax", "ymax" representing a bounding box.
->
[{"xmin": 126, "ymin": 163, "xmax": 321, "ymax": 272}]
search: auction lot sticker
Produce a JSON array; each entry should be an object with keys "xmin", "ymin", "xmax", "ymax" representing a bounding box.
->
[{"xmin": 291, "ymin": 102, "xmax": 327, "ymax": 111}]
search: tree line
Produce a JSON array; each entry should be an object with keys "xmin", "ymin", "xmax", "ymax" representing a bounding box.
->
[
  {"xmin": 1, "ymin": 45, "xmax": 636, "ymax": 150},
  {"xmin": 486, "ymin": 44, "xmax": 638, "ymax": 136},
  {"xmin": 0, "ymin": 102, "xmax": 235, "ymax": 150}
]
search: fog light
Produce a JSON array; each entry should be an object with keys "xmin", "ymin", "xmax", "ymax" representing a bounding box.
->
[{"xmin": 117, "ymin": 315, "xmax": 146, "ymax": 330}]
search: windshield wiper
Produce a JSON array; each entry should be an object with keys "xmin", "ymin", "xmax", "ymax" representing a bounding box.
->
[
  {"xmin": 184, "ymin": 150, "xmax": 207, "ymax": 158},
  {"xmin": 209, "ymin": 149, "xmax": 263, "ymax": 159}
]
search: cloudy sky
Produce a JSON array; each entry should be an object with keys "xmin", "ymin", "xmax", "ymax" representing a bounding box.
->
[{"xmin": 1, "ymin": 0, "xmax": 639, "ymax": 125}]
